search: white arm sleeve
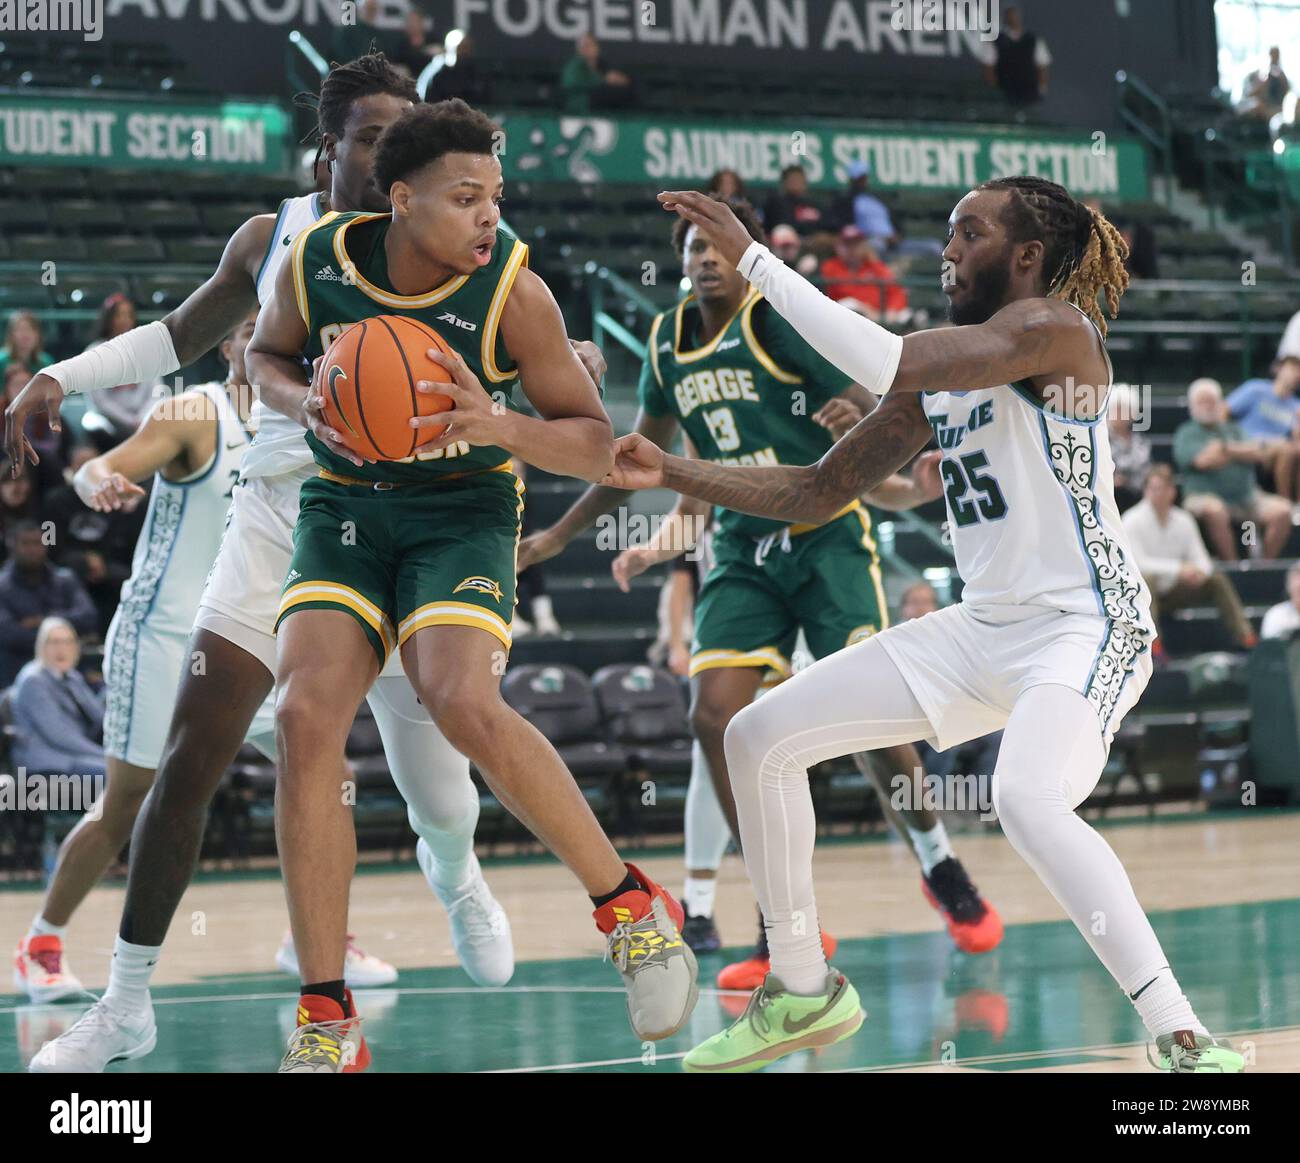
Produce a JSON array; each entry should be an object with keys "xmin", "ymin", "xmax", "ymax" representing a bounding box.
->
[
  {"xmin": 737, "ymin": 242, "xmax": 904, "ymax": 396},
  {"xmin": 43, "ymin": 321, "xmax": 179, "ymax": 396}
]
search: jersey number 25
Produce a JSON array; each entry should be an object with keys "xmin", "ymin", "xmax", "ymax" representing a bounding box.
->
[{"xmin": 940, "ymin": 450, "xmax": 1009, "ymax": 527}]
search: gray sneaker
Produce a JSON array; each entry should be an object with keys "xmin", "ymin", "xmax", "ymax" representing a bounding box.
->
[
  {"xmin": 599, "ymin": 867, "xmax": 699, "ymax": 1041},
  {"xmin": 278, "ymin": 996, "xmax": 367, "ymax": 1073}
]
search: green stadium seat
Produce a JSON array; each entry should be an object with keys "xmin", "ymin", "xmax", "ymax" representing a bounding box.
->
[
  {"xmin": 52, "ymin": 199, "xmax": 125, "ymax": 232},
  {"xmin": 0, "ymin": 200, "xmax": 49, "ymax": 231},
  {"xmin": 133, "ymin": 200, "xmax": 203, "ymax": 233},
  {"xmin": 54, "ymin": 275, "xmax": 131, "ymax": 309},
  {"xmin": 98, "ymin": 235, "xmax": 168, "ymax": 264},
  {"xmin": 8, "ymin": 234, "xmax": 86, "ymax": 262},
  {"xmin": 165, "ymin": 237, "xmax": 228, "ymax": 265}
]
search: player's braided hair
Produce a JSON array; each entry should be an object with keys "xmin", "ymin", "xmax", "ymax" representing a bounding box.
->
[
  {"xmin": 295, "ymin": 52, "xmax": 418, "ymax": 172},
  {"xmin": 978, "ymin": 176, "xmax": 1129, "ymax": 336},
  {"xmin": 671, "ymin": 195, "xmax": 765, "ymax": 257}
]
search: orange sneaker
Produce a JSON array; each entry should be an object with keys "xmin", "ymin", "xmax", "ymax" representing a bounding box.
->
[
  {"xmin": 14, "ymin": 934, "xmax": 84, "ymax": 1003},
  {"xmin": 921, "ymin": 857, "xmax": 1004, "ymax": 954},
  {"xmin": 593, "ymin": 863, "xmax": 698, "ymax": 1040},
  {"xmin": 716, "ymin": 918, "xmax": 838, "ymax": 993},
  {"xmin": 278, "ymin": 989, "xmax": 370, "ymax": 1073}
]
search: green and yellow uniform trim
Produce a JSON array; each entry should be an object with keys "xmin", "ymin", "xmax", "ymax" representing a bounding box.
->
[{"xmin": 278, "ymin": 579, "xmax": 398, "ymax": 662}]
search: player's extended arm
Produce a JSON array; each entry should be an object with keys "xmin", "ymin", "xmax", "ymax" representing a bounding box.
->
[
  {"xmin": 4, "ymin": 214, "xmax": 273, "ymax": 471},
  {"xmin": 658, "ymin": 191, "xmax": 1099, "ymax": 407},
  {"xmin": 519, "ymin": 406, "xmax": 681, "ymax": 570},
  {"xmin": 73, "ymin": 393, "xmax": 213, "ymax": 512},
  {"xmin": 606, "ymin": 390, "xmax": 934, "ymax": 527}
]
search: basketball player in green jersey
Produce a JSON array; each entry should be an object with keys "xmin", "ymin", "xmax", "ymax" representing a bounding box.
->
[
  {"xmin": 522, "ymin": 196, "xmax": 1003, "ymax": 991},
  {"xmin": 247, "ymin": 100, "xmax": 697, "ymax": 1072}
]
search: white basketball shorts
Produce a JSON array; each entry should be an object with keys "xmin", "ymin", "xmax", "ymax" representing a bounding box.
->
[
  {"xmin": 874, "ymin": 601, "xmax": 1152, "ymax": 753},
  {"xmin": 195, "ymin": 465, "xmax": 406, "ymax": 678}
]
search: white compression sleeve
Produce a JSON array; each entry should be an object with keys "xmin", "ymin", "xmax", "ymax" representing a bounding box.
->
[
  {"xmin": 43, "ymin": 321, "xmax": 179, "ymax": 396},
  {"xmin": 737, "ymin": 242, "xmax": 904, "ymax": 396}
]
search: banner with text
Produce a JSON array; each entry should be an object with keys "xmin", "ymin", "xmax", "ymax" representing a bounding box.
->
[
  {"xmin": 498, "ymin": 113, "xmax": 1150, "ymax": 200},
  {"xmin": 0, "ymin": 95, "xmax": 292, "ymax": 174}
]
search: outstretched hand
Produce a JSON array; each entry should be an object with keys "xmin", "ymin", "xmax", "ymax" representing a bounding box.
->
[
  {"xmin": 601, "ymin": 432, "xmax": 666, "ymax": 490},
  {"xmin": 657, "ymin": 191, "xmax": 756, "ymax": 269}
]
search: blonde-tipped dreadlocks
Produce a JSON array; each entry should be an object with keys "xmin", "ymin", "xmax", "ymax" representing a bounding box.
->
[{"xmin": 979, "ymin": 176, "xmax": 1129, "ymax": 336}]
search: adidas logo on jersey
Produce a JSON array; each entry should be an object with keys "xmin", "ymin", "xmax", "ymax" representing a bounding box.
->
[
  {"xmin": 716, "ymin": 337, "xmax": 741, "ymax": 351},
  {"xmin": 314, "ymin": 265, "xmax": 345, "ymax": 282},
  {"xmin": 286, "ymin": 569, "xmax": 301, "ymax": 583},
  {"xmin": 437, "ymin": 310, "xmax": 477, "ymax": 332}
]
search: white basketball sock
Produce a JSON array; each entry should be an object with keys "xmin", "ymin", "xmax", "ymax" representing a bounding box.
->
[
  {"xmin": 30, "ymin": 914, "xmax": 67, "ymax": 939},
  {"xmin": 684, "ymin": 740, "xmax": 731, "ymax": 872},
  {"xmin": 103, "ymin": 936, "xmax": 159, "ymax": 1013},
  {"xmin": 906, "ymin": 822, "xmax": 954, "ymax": 876},
  {"xmin": 1124, "ymin": 964, "xmax": 1207, "ymax": 1038},
  {"xmin": 683, "ymin": 876, "xmax": 717, "ymax": 919}
]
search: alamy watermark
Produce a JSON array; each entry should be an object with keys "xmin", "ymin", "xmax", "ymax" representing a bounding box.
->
[
  {"xmin": 1, "ymin": 768, "xmax": 105, "ymax": 816},
  {"xmin": 0, "ymin": 0, "xmax": 104, "ymax": 41}
]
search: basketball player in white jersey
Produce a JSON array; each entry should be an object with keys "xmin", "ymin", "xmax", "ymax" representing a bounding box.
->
[
  {"xmin": 607, "ymin": 180, "xmax": 1244, "ymax": 1073},
  {"xmin": 11, "ymin": 315, "xmax": 399, "ymax": 1008},
  {"xmin": 8, "ymin": 55, "xmax": 557, "ymax": 1073}
]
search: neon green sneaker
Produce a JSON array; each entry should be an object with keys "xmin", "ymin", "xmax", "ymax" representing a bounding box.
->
[
  {"xmin": 1152, "ymin": 1031, "xmax": 1245, "ymax": 1073},
  {"xmin": 683, "ymin": 969, "xmax": 864, "ymax": 1073}
]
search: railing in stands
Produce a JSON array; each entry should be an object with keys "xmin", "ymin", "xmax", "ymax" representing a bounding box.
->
[{"xmin": 1115, "ymin": 71, "xmax": 1175, "ymax": 208}]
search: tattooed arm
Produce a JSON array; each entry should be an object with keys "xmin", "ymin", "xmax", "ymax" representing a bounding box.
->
[{"xmin": 604, "ymin": 391, "xmax": 933, "ymax": 526}]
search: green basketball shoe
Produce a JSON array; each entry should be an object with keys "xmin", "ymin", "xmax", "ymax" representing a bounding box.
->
[
  {"xmin": 683, "ymin": 968, "xmax": 864, "ymax": 1073},
  {"xmin": 1152, "ymin": 1031, "xmax": 1245, "ymax": 1073}
]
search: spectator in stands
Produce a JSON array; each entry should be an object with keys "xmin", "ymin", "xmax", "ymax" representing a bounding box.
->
[
  {"xmin": 1227, "ymin": 356, "xmax": 1300, "ymax": 501},
  {"xmin": 1174, "ymin": 377, "xmax": 1293, "ymax": 560},
  {"xmin": 762, "ymin": 164, "xmax": 830, "ymax": 241},
  {"xmin": 9, "ymin": 617, "xmax": 105, "ymax": 783},
  {"xmin": 393, "ymin": 6, "xmax": 435, "ymax": 79},
  {"xmin": 831, "ymin": 163, "xmax": 946, "ymax": 259},
  {"xmin": 1261, "ymin": 562, "xmax": 1300, "ymax": 639},
  {"xmin": 1238, "ymin": 46, "xmax": 1289, "ymax": 122},
  {"xmin": 0, "ymin": 521, "xmax": 98, "ymax": 688},
  {"xmin": 560, "ymin": 34, "xmax": 632, "ymax": 113},
  {"xmin": 900, "ymin": 580, "xmax": 939, "ymax": 621},
  {"xmin": 0, "ymin": 310, "xmax": 52, "ymax": 380},
  {"xmin": 1123, "ymin": 464, "xmax": 1257, "ymax": 650},
  {"xmin": 1108, "ymin": 383, "xmax": 1151, "ymax": 512},
  {"xmin": 977, "ymin": 4, "xmax": 1051, "ymax": 108},
  {"xmin": 421, "ymin": 30, "xmax": 488, "ymax": 105},
  {"xmin": 0, "ymin": 459, "xmax": 38, "ymax": 564},
  {"xmin": 331, "ymin": 0, "xmax": 398, "ymax": 65},
  {"xmin": 821, "ymin": 226, "xmax": 909, "ymax": 324},
  {"xmin": 84, "ymin": 294, "xmax": 157, "ymax": 444},
  {"xmin": 769, "ymin": 223, "xmax": 819, "ymax": 276},
  {"xmin": 707, "ymin": 169, "xmax": 749, "ymax": 202}
]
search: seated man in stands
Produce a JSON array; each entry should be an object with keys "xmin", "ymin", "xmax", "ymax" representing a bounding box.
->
[
  {"xmin": 1226, "ymin": 356, "xmax": 1300, "ymax": 502},
  {"xmin": 1261, "ymin": 562, "xmax": 1300, "ymax": 640},
  {"xmin": 1173, "ymin": 378, "xmax": 1292, "ymax": 560},
  {"xmin": 820, "ymin": 226, "xmax": 909, "ymax": 326},
  {"xmin": 1123, "ymin": 465, "xmax": 1256, "ymax": 651},
  {"xmin": 10, "ymin": 616, "xmax": 105, "ymax": 783},
  {"xmin": 0, "ymin": 520, "xmax": 98, "ymax": 688}
]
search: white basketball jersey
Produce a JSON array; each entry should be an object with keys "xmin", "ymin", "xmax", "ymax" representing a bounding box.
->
[
  {"xmin": 116, "ymin": 383, "xmax": 250, "ymax": 637},
  {"xmin": 924, "ymin": 314, "xmax": 1155, "ymax": 639},
  {"xmin": 243, "ymin": 192, "xmax": 328, "ymax": 479}
]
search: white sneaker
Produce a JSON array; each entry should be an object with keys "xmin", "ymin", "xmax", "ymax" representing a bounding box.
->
[
  {"xmin": 28, "ymin": 997, "xmax": 156, "ymax": 1073},
  {"xmin": 14, "ymin": 934, "xmax": 84, "ymax": 1003},
  {"xmin": 418, "ymin": 840, "xmax": 515, "ymax": 987},
  {"xmin": 275, "ymin": 933, "xmax": 399, "ymax": 988}
]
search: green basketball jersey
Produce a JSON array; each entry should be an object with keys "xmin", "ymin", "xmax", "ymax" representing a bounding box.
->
[
  {"xmin": 638, "ymin": 288, "xmax": 854, "ymax": 537},
  {"xmin": 292, "ymin": 211, "xmax": 529, "ymax": 484}
]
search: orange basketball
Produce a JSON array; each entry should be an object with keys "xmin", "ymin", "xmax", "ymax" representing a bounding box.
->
[{"xmin": 318, "ymin": 315, "xmax": 456, "ymax": 462}]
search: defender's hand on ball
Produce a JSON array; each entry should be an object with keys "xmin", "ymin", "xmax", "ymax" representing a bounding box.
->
[
  {"xmin": 412, "ymin": 348, "xmax": 506, "ymax": 453},
  {"xmin": 602, "ymin": 432, "xmax": 665, "ymax": 490},
  {"xmin": 658, "ymin": 190, "xmax": 753, "ymax": 268}
]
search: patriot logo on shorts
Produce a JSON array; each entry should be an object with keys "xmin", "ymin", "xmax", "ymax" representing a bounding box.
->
[{"xmin": 454, "ymin": 575, "xmax": 504, "ymax": 603}]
